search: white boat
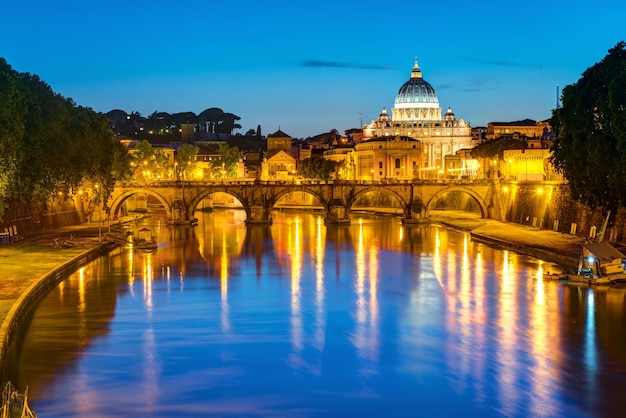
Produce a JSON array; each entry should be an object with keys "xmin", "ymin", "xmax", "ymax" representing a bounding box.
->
[{"xmin": 544, "ymin": 212, "xmax": 626, "ymax": 285}]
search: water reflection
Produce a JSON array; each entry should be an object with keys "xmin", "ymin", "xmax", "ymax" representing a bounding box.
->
[{"xmin": 6, "ymin": 210, "xmax": 626, "ymax": 417}]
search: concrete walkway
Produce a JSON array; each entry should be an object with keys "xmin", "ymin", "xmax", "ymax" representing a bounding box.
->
[
  {"xmin": 0, "ymin": 224, "xmax": 109, "ymax": 380},
  {"xmin": 430, "ymin": 214, "xmax": 586, "ymax": 268}
]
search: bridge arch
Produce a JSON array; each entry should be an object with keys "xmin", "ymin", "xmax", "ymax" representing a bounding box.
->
[
  {"xmin": 424, "ymin": 186, "xmax": 488, "ymax": 218},
  {"xmin": 186, "ymin": 187, "xmax": 247, "ymax": 220},
  {"xmin": 109, "ymin": 189, "xmax": 173, "ymax": 220},
  {"xmin": 349, "ymin": 185, "xmax": 411, "ymax": 218},
  {"xmin": 272, "ymin": 186, "xmax": 328, "ymax": 209}
]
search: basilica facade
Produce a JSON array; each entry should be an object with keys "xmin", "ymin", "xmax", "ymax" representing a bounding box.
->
[{"xmin": 362, "ymin": 59, "xmax": 474, "ymax": 175}]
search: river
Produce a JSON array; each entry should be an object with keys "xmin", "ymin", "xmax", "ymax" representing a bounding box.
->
[{"xmin": 5, "ymin": 210, "xmax": 626, "ymax": 417}]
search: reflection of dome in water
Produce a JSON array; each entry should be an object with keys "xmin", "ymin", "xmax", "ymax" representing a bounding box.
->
[{"xmin": 394, "ymin": 59, "xmax": 439, "ymax": 108}]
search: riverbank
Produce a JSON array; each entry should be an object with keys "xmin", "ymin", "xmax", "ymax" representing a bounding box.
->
[
  {"xmin": 0, "ymin": 224, "xmax": 115, "ymax": 382},
  {"xmin": 429, "ymin": 211, "xmax": 586, "ymax": 268}
]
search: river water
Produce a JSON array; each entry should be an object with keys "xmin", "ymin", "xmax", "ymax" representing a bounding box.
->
[{"xmin": 5, "ymin": 210, "xmax": 626, "ymax": 417}]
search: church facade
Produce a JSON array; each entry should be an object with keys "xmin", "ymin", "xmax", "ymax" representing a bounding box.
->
[{"xmin": 362, "ymin": 59, "xmax": 474, "ymax": 175}]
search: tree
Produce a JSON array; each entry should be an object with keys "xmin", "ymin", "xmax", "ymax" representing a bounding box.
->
[
  {"xmin": 550, "ymin": 41, "xmax": 626, "ymax": 214},
  {"xmin": 176, "ymin": 144, "xmax": 199, "ymax": 179},
  {"xmin": 131, "ymin": 140, "xmax": 170, "ymax": 179},
  {"xmin": 0, "ymin": 59, "xmax": 129, "ymax": 217},
  {"xmin": 0, "ymin": 58, "xmax": 27, "ymax": 215},
  {"xmin": 210, "ymin": 143, "xmax": 241, "ymax": 179},
  {"xmin": 297, "ymin": 156, "xmax": 342, "ymax": 181}
]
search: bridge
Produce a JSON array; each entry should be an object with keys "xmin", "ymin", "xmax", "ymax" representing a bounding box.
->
[{"xmin": 108, "ymin": 179, "xmax": 506, "ymax": 225}]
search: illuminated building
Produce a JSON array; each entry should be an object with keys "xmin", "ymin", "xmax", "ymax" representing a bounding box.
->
[
  {"xmin": 263, "ymin": 129, "xmax": 296, "ymax": 180},
  {"xmin": 485, "ymin": 119, "xmax": 552, "ymax": 142},
  {"xmin": 363, "ymin": 59, "xmax": 474, "ymax": 171}
]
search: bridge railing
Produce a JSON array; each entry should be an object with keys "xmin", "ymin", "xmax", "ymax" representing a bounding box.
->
[{"xmin": 115, "ymin": 178, "xmax": 497, "ymax": 187}]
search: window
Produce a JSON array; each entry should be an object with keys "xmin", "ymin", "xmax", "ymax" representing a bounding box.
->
[
  {"xmin": 395, "ymin": 158, "xmax": 401, "ymax": 169},
  {"xmin": 379, "ymin": 161, "xmax": 383, "ymax": 169}
]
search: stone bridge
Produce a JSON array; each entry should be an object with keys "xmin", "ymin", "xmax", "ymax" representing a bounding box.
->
[{"xmin": 108, "ymin": 179, "xmax": 506, "ymax": 225}]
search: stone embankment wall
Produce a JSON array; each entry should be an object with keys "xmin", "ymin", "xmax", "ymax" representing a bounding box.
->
[
  {"xmin": 503, "ymin": 182, "xmax": 626, "ymax": 245},
  {"xmin": 0, "ymin": 197, "xmax": 88, "ymax": 237}
]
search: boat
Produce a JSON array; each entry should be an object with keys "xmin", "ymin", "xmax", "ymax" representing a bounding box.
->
[
  {"xmin": 133, "ymin": 237, "xmax": 158, "ymax": 250},
  {"xmin": 569, "ymin": 240, "xmax": 626, "ymax": 285},
  {"xmin": 1, "ymin": 381, "xmax": 37, "ymax": 418},
  {"xmin": 133, "ymin": 228, "xmax": 158, "ymax": 250},
  {"xmin": 544, "ymin": 212, "xmax": 626, "ymax": 285},
  {"xmin": 543, "ymin": 272, "xmax": 569, "ymax": 281}
]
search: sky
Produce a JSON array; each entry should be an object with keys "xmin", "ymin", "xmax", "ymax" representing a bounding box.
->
[{"xmin": 1, "ymin": 1, "xmax": 625, "ymax": 138}]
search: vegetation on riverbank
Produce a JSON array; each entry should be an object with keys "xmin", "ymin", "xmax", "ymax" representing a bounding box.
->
[{"xmin": 0, "ymin": 59, "xmax": 130, "ymax": 219}]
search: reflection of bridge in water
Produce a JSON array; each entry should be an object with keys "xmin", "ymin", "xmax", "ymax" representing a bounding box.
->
[{"xmin": 109, "ymin": 179, "xmax": 506, "ymax": 225}]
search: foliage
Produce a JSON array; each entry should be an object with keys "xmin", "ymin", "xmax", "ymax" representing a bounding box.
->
[
  {"xmin": 209, "ymin": 144, "xmax": 241, "ymax": 179},
  {"xmin": 108, "ymin": 108, "xmax": 242, "ymax": 140},
  {"xmin": 550, "ymin": 41, "xmax": 626, "ymax": 214},
  {"xmin": 0, "ymin": 58, "xmax": 130, "ymax": 216},
  {"xmin": 130, "ymin": 140, "xmax": 170, "ymax": 179},
  {"xmin": 297, "ymin": 157, "xmax": 342, "ymax": 181},
  {"xmin": 176, "ymin": 144, "xmax": 199, "ymax": 179},
  {"xmin": 0, "ymin": 58, "xmax": 27, "ymax": 215}
]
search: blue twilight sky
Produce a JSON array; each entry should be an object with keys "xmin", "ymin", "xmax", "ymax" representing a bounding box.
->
[{"xmin": 1, "ymin": 0, "xmax": 624, "ymax": 138}]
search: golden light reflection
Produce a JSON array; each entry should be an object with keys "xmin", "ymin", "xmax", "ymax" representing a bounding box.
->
[
  {"xmin": 221, "ymin": 227, "xmax": 230, "ymax": 333},
  {"xmin": 142, "ymin": 253, "xmax": 153, "ymax": 311},
  {"xmin": 496, "ymin": 250, "xmax": 520, "ymax": 416},
  {"xmin": 314, "ymin": 217, "xmax": 325, "ymax": 350},
  {"xmin": 58, "ymin": 280, "xmax": 65, "ymax": 304},
  {"xmin": 77, "ymin": 267, "xmax": 86, "ymax": 315},
  {"xmin": 127, "ymin": 248, "xmax": 136, "ymax": 296},
  {"xmin": 290, "ymin": 216, "xmax": 303, "ymax": 351},
  {"xmin": 433, "ymin": 228, "xmax": 444, "ymax": 290},
  {"xmin": 526, "ymin": 260, "xmax": 559, "ymax": 415},
  {"xmin": 352, "ymin": 218, "xmax": 380, "ymax": 363},
  {"xmin": 77, "ymin": 267, "xmax": 87, "ymax": 342}
]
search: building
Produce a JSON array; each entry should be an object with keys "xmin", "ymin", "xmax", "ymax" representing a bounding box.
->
[
  {"xmin": 363, "ymin": 59, "xmax": 474, "ymax": 170},
  {"xmin": 501, "ymin": 148, "xmax": 561, "ymax": 182},
  {"xmin": 262, "ymin": 129, "xmax": 297, "ymax": 180},
  {"xmin": 352, "ymin": 136, "xmax": 422, "ymax": 180},
  {"xmin": 486, "ymin": 119, "xmax": 552, "ymax": 141},
  {"xmin": 266, "ymin": 129, "xmax": 292, "ymax": 156},
  {"xmin": 265, "ymin": 149, "xmax": 296, "ymax": 180}
]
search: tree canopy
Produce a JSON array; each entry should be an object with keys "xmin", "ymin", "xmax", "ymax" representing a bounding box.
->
[
  {"xmin": 550, "ymin": 41, "xmax": 626, "ymax": 213},
  {"xmin": 0, "ymin": 58, "xmax": 130, "ymax": 217},
  {"xmin": 108, "ymin": 107, "xmax": 243, "ymax": 140},
  {"xmin": 297, "ymin": 156, "xmax": 342, "ymax": 181},
  {"xmin": 209, "ymin": 144, "xmax": 241, "ymax": 179}
]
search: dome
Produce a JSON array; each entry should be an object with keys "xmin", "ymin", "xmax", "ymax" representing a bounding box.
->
[
  {"xmin": 377, "ymin": 107, "xmax": 390, "ymax": 122},
  {"xmin": 394, "ymin": 59, "xmax": 439, "ymax": 109},
  {"xmin": 443, "ymin": 106, "xmax": 456, "ymax": 120}
]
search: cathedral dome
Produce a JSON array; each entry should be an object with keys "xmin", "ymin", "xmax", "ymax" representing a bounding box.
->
[{"xmin": 394, "ymin": 59, "xmax": 439, "ymax": 109}]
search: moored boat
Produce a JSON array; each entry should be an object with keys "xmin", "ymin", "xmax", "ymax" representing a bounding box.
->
[{"xmin": 1, "ymin": 381, "xmax": 37, "ymax": 418}]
